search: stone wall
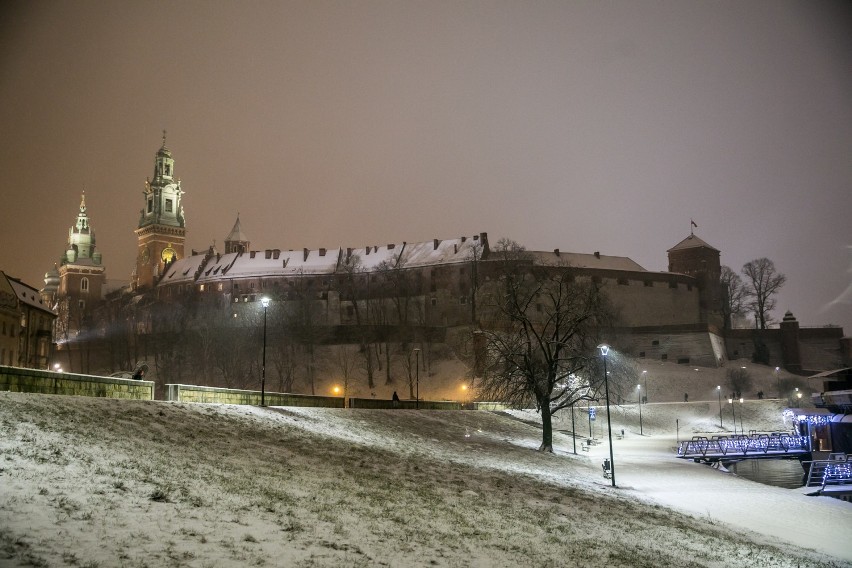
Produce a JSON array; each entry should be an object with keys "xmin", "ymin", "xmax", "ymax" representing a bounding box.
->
[
  {"xmin": 0, "ymin": 365, "xmax": 154, "ymax": 399},
  {"xmin": 165, "ymin": 383, "xmax": 344, "ymax": 407},
  {"xmin": 349, "ymin": 397, "xmax": 461, "ymax": 410}
]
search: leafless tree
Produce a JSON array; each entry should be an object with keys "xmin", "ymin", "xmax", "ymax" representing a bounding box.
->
[
  {"xmin": 476, "ymin": 239, "xmax": 619, "ymax": 452},
  {"xmin": 719, "ymin": 265, "xmax": 748, "ymax": 329},
  {"xmin": 741, "ymin": 258, "xmax": 786, "ymax": 329}
]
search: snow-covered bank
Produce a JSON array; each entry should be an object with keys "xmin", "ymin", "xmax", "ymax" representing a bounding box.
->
[{"xmin": 1, "ymin": 392, "xmax": 849, "ymax": 567}]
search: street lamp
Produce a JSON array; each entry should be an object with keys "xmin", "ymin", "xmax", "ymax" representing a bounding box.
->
[
  {"xmin": 739, "ymin": 397, "xmax": 744, "ymax": 435},
  {"xmin": 775, "ymin": 367, "xmax": 780, "ymax": 398},
  {"xmin": 636, "ymin": 384, "xmax": 643, "ymax": 436},
  {"xmin": 642, "ymin": 370, "xmax": 648, "ymax": 403},
  {"xmin": 728, "ymin": 396, "xmax": 737, "ymax": 436},
  {"xmin": 597, "ymin": 343, "xmax": 616, "ymax": 488},
  {"xmin": 717, "ymin": 385, "xmax": 723, "ymax": 428},
  {"xmin": 413, "ymin": 348, "xmax": 421, "ymax": 410},
  {"xmin": 260, "ymin": 296, "xmax": 270, "ymax": 406}
]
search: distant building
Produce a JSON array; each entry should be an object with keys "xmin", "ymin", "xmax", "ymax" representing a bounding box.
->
[{"xmin": 1, "ymin": 271, "xmax": 56, "ymax": 369}]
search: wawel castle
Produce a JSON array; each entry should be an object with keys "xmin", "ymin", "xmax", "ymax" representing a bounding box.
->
[{"xmin": 34, "ymin": 137, "xmax": 847, "ymax": 396}]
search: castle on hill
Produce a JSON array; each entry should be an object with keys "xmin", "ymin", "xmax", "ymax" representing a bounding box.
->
[{"xmin": 39, "ymin": 138, "xmax": 848, "ymax": 391}]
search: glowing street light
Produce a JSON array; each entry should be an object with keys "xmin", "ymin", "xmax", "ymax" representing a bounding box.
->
[
  {"xmin": 717, "ymin": 385, "xmax": 723, "ymax": 428},
  {"xmin": 260, "ymin": 296, "xmax": 270, "ymax": 407},
  {"xmin": 641, "ymin": 370, "xmax": 648, "ymax": 403},
  {"xmin": 636, "ymin": 384, "xmax": 643, "ymax": 436},
  {"xmin": 597, "ymin": 343, "xmax": 616, "ymax": 488}
]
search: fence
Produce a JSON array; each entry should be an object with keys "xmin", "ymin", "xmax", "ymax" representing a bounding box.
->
[{"xmin": 0, "ymin": 365, "xmax": 154, "ymax": 400}]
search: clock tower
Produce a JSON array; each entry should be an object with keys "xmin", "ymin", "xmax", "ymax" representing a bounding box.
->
[{"xmin": 134, "ymin": 132, "xmax": 186, "ymax": 290}]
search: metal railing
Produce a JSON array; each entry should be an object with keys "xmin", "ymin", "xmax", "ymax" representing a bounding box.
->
[{"xmin": 677, "ymin": 433, "xmax": 808, "ymax": 459}]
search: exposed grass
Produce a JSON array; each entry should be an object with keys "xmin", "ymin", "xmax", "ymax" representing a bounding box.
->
[{"xmin": 0, "ymin": 392, "xmax": 845, "ymax": 568}]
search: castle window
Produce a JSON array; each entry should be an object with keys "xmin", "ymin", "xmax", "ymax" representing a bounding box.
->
[
  {"xmin": 165, "ymin": 199, "xmax": 173, "ymax": 213},
  {"xmin": 217, "ymin": 283, "xmax": 223, "ymax": 291},
  {"xmin": 431, "ymin": 298, "xmax": 437, "ymax": 306},
  {"xmin": 147, "ymin": 197, "xmax": 153, "ymax": 213},
  {"xmin": 80, "ymin": 277, "xmax": 89, "ymax": 292},
  {"xmin": 677, "ymin": 357, "xmax": 690, "ymax": 364},
  {"xmin": 639, "ymin": 351, "xmax": 645, "ymax": 358},
  {"xmin": 652, "ymin": 340, "xmax": 659, "ymax": 346},
  {"xmin": 165, "ymin": 164, "xmax": 171, "ymax": 176},
  {"xmin": 78, "ymin": 299, "xmax": 85, "ymax": 310},
  {"xmin": 199, "ymin": 284, "xmax": 205, "ymax": 292}
]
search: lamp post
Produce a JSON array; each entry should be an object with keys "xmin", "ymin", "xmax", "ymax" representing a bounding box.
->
[
  {"xmin": 717, "ymin": 385, "xmax": 723, "ymax": 428},
  {"xmin": 570, "ymin": 402, "xmax": 577, "ymax": 454},
  {"xmin": 728, "ymin": 396, "xmax": 737, "ymax": 436},
  {"xmin": 636, "ymin": 384, "xmax": 643, "ymax": 436},
  {"xmin": 642, "ymin": 370, "xmax": 648, "ymax": 403},
  {"xmin": 413, "ymin": 348, "xmax": 421, "ymax": 410},
  {"xmin": 775, "ymin": 367, "xmax": 780, "ymax": 399},
  {"xmin": 260, "ymin": 296, "xmax": 270, "ymax": 406},
  {"xmin": 739, "ymin": 397, "xmax": 744, "ymax": 435},
  {"xmin": 597, "ymin": 344, "xmax": 616, "ymax": 488}
]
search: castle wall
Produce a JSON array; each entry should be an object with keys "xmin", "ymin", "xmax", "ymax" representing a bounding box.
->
[
  {"xmin": 0, "ymin": 365, "xmax": 154, "ymax": 399},
  {"xmin": 619, "ymin": 328, "xmax": 724, "ymax": 367}
]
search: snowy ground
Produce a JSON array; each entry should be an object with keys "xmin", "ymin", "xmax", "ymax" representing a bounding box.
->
[{"xmin": 1, "ymin": 391, "xmax": 850, "ymax": 567}]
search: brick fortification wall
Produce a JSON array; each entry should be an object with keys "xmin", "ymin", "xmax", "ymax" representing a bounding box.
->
[
  {"xmin": 165, "ymin": 384, "xmax": 344, "ymax": 407},
  {"xmin": 0, "ymin": 365, "xmax": 154, "ymax": 399}
]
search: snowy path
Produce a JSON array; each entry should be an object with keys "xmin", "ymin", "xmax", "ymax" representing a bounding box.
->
[{"xmin": 584, "ymin": 434, "xmax": 852, "ymax": 562}]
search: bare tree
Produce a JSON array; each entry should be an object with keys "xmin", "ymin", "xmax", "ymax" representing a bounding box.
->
[
  {"xmin": 719, "ymin": 265, "xmax": 748, "ymax": 329},
  {"xmin": 476, "ymin": 239, "xmax": 618, "ymax": 452},
  {"xmin": 725, "ymin": 367, "xmax": 752, "ymax": 398},
  {"xmin": 741, "ymin": 258, "xmax": 786, "ymax": 329}
]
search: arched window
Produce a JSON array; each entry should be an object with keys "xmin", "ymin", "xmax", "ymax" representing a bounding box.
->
[{"xmin": 80, "ymin": 277, "xmax": 89, "ymax": 292}]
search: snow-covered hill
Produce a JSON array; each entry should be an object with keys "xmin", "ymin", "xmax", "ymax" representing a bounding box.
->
[{"xmin": 1, "ymin": 392, "xmax": 849, "ymax": 567}]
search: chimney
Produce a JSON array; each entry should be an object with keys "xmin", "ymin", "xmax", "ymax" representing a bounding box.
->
[
  {"xmin": 461, "ymin": 236, "xmax": 467, "ymax": 243},
  {"xmin": 303, "ymin": 248, "xmax": 309, "ymax": 261},
  {"xmin": 554, "ymin": 249, "xmax": 560, "ymax": 257},
  {"xmin": 387, "ymin": 243, "xmax": 395, "ymax": 250},
  {"xmin": 594, "ymin": 251, "xmax": 600, "ymax": 259},
  {"xmin": 319, "ymin": 248, "xmax": 326, "ymax": 257},
  {"xmin": 433, "ymin": 239, "xmax": 440, "ymax": 250},
  {"xmin": 265, "ymin": 250, "xmax": 271, "ymax": 259},
  {"xmin": 454, "ymin": 244, "xmax": 458, "ymax": 254}
]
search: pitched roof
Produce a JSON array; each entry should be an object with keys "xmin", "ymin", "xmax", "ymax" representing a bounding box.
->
[
  {"xmin": 528, "ymin": 251, "xmax": 646, "ymax": 272},
  {"xmin": 667, "ymin": 234, "xmax": 719, "ymax": 253},
  {"xmin": 225, "ymin": 216, "xmax": 249, "ymax": 243}
]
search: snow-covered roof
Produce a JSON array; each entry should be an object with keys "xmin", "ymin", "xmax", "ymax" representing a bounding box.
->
[
  {"xmin": 6, "ymin": 275, "xmax": 55, "ymax": 314},
  {"xmin": 161, "ymin": 255, "xmax": 208, "ymax": 285},
  {"xmin": 528, "ymin": 250, "xmax": 646, "ymax": 272},
  {"xmin": 667, "ymin": 234, "xmax": 719, "ymax": 253},
  {"xmin": 193, "ymin": 248, "xmax": 342, "ymax": 282}
]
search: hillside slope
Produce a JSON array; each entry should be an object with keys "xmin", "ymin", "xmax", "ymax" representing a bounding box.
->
[{"xmin": 0, "ymin": 392, "xmax": 847, "ymax": 567}]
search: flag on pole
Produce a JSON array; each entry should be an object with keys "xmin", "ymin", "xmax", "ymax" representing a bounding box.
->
[{"xmin": 691, "ymin": 219, "xmax": 698, "ymax": 228}]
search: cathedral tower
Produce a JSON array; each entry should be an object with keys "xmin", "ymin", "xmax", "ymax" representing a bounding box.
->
[
  {"xmin": 134, "ymin": 132, "xmax": 186, "ymax": 290},
  {"xmin": 46, "ymin": 192, "xmax": 106, "ymax": 342}
]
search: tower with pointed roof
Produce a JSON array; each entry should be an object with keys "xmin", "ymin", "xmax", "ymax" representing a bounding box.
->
[
  {"xmin": 667, "ymin": 232, "xmax": 723, "ymax": 328},
  {"xmin": 134, "ymin": 132, "xmax": 186, "ymax": 290},
  {"xmin": 224, "ymin": 215, "xmax": 250, "ymax": 254},
  {"xmin": 43, "ymin": 192, "xmax": 107, "ymax": 346}
]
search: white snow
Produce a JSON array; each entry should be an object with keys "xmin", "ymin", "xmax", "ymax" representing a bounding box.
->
[{"xmin": 1, "ymin": 391, "xmax": 850, "ymax": 567}]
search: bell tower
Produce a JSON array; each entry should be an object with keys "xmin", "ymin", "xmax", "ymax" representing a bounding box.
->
[{"xmin": 134, "ymin": 131, "xmax": 186, "ymax": 290}]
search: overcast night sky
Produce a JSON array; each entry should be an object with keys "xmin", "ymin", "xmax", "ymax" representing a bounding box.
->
[{"xmin": 1, "ymin": 1, "xmax": 850, "ymax": 332}]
